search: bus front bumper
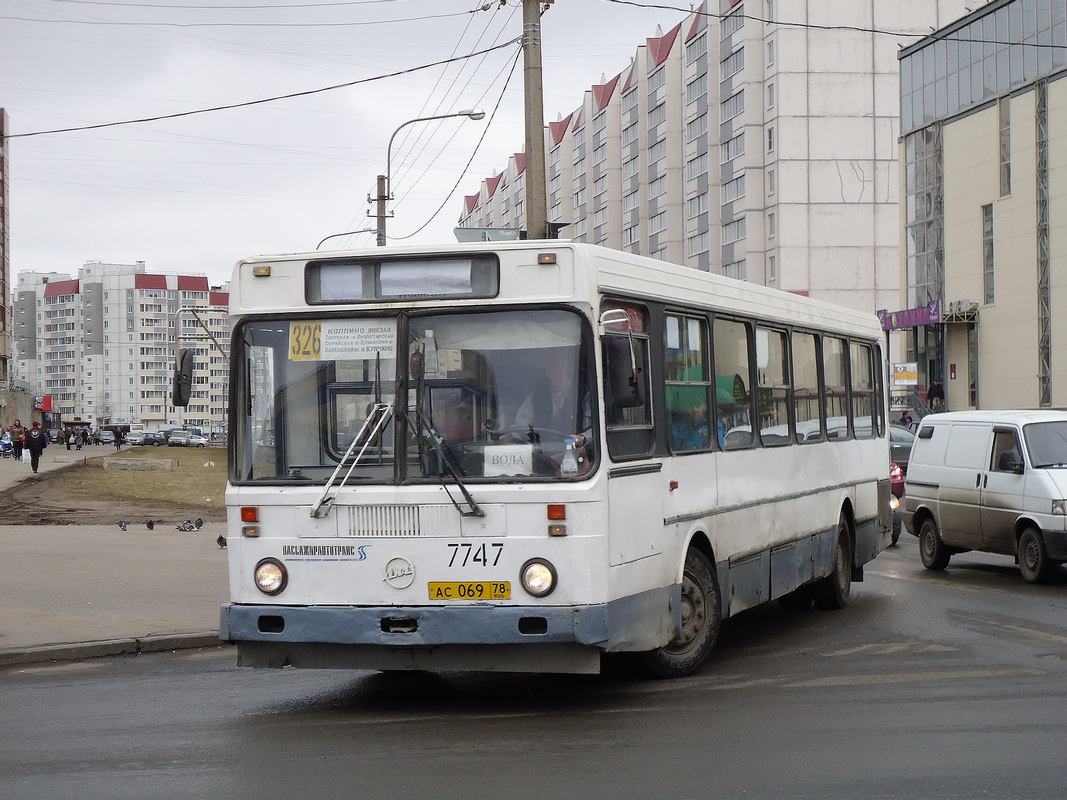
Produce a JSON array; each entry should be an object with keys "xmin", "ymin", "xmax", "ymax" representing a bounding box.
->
[{"xmin": 219, "ymin": 585, "xmax": 679, "ymax": 672}]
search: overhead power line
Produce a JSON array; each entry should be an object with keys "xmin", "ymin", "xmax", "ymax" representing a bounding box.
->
[{"xmin": 4, "ymin": 38, "xmax": 522, "ymax": 139}]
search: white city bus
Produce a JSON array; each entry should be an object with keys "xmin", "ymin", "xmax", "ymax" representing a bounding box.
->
[{"xmin": 208, "ymin": 242, "xmax": 890, "ymax": 678}]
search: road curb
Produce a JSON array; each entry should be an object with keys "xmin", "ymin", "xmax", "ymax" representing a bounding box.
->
[{"xmin": 0, "ymin": 631, "xmax": 225, "ymax": 667}]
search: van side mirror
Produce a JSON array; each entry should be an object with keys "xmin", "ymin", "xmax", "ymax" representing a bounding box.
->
[
  {"xmin": 172, "ymin": 348, "xmax": 193, "ymax": 407},
  {"xmin": 604, "ymin": 337, "xmax": 644, "ymax": 408},
  {"xmin": 998, "ymin": 450, "xmax": 1024, "ymax": 473}
]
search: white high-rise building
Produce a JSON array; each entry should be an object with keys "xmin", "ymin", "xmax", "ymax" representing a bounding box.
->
[
  {"xmin": 458, "ymin": 0, "xmax": 972, "ymax": 316},
  {"xmin": 13, "ymin": 261, "xmax": 229, "ymax": 432}
]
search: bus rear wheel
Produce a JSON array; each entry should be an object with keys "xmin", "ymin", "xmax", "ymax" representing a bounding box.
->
[
  {"xmin": 641, "ymin": 548, "xmax": 721, "ymax": 679},
  {"xmin": 812, "ymin": 514, "xmax": 853, "ymax": 610}
]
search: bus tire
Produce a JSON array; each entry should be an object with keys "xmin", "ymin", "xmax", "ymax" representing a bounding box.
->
[
  {"xmin": 813, "ymin": 515, "xmax": 853, "ymax": 610},
  {"xmin": 918, "ymin": 517, "xmax": 951, "ymax": 571},
  {"xmin": 641, "ymin": 548, "xmax": 721, "ymax": 679},
  {"xmin": 1018, "ymin": 527, "xmax": 1052, "ymax": 584}
]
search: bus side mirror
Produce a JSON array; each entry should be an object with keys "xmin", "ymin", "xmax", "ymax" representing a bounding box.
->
[
  {"xmin": 605, "ymin": 337, "xmax": 644, "ymax": 408},
  {"xmin": 998, "ymin": 450, "xmax": 1024, "ymax": 474},
  {"xmin": 172, "ymin": 348, "xmax": 193, "ymax": 407}
]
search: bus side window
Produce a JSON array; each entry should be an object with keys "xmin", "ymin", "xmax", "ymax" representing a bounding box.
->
[
  {"xmin": 600, "ymin": 301, "xmax": 654, "ymax": 459},
  {"xmin": 665, "ymin": 314, "xmax": 712, "ymax": 453},
  {"xmin": 714, "ymin": 318, "xmax": 754, "ymax": 450}
]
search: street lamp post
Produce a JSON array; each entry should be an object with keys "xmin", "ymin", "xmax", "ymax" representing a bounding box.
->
[{"xmin": 375, "ymin": 108, "xmax": 485, "ymax": 246}]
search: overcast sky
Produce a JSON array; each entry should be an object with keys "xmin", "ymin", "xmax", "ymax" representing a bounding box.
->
[{"xmin": 1, "ymin": 0, "xmax": 687, "ymax": 287}]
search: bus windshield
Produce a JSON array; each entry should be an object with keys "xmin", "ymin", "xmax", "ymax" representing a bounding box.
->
[{"xmin": 233, "ymin": 308, "xmax": 596, "ymax": 484}]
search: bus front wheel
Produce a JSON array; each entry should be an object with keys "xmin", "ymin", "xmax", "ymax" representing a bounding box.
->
[{"xmin": 641, "ymin": 548, "xmax": 721, "ymax": 679}]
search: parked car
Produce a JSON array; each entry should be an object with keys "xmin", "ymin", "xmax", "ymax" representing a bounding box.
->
[
  {"xmin": 99, "ymin": 430, "xmax": 115, "ymax": 444},
  {"xmin": 889, "ymin": 424, "xmax": 916, "ymax": 472},
  {"xmin": 126, "ymin": 432, "xmax": 146, "ymax": 445},
  {"xmin": 167, "ymin": 431, "xmax": 190, "ymax": 447},
  {"xmin": 143, "ymin": 432, "xmax": 165, "ymax": 446},
  {"xmin": 185, "ymin": 434, "xmax": 209, "ymax": 448},
  {"xmin": 904, "ymin": 410, "xmax": 1067, "ymax": 583}
]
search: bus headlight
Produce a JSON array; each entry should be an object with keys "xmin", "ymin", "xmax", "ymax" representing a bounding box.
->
[
  {"xmin": 520, "ymin": 559, "xmax": 557, "ymax": 598},
  {"xmin": 1052, "ymin": 499, "xmax": 1067, "ymax": 516},
  {"xmin": 254, "ymin": 558, "xmax": 287, "ymax": 595}
]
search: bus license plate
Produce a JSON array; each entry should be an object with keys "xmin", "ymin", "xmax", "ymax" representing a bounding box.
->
[{"xmin": 428, "ymin": 581, "xmax": 511, "ymax": 600}]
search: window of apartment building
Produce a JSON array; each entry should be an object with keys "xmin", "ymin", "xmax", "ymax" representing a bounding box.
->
[
  {"xmin": 767, "ymin": 126, "xmax": 775, "ymax": 153},
  {"xmin": 593, "ymin": 175, "xmax": 607, "ymax": 197},
  {"xmin": 648, "ymin": 175, "xmax": 666, "ymax": 200},
  {"xmin": 722, "ymin": 217, "xmax": 746, "ymax": 245},
  {"xmin": 623, "ymin": 156, "xmax": 639, "ymax": 179},
  {"xmin": 722, "ymin": 175, "xmax": 745, "ymax": 204},
  {"xmin": 766, "ymin": 83, "xmax": 776, "ymax": 110},
  {"xmin": 550, "ymin": 147, "xmax": 561, "ymax": 169},
  {"xmin": 574, "ymin": 188, "xmax": 586, "ymax": 207},
  {"xmin": 687, "ymin": 192, "xmax": 709, "ymax": 219},
  {"xmin": 687, "ymin": 152, "xmax": 708, "ymax": 180},
  {"xmin": 983, "ymin": 203, "xmax": 995, "ymax": 304},
  {"xmin": 720, "ymin": 89, "xmax": 744, "ymax": 122},
  {"xmin": 766, "ymin": 0, "xmax": 774, "ymax": 20},
  {"xmin": 721, "ymin": 4, "xmax": 744, "ymax": 38},
  {"xmin": 767, "ymin": 39, "xmax": 775, "ymax": 67},
  {"xmin": 687, "ymin": 231, "xmax": 709, "ymax": 257},
  {"xmin": 623, "ymin": 191, "xmax": 639, "ymax": 212},
  {"xmin": 594, "ymin": 207, "xmax": 609, "ymax": 227},
  {"xmin": 768, "ymin": 255, "xmax": 777, "ymax": 281},
  {"xmin": 623, "ymin": 89, "xmax": 638, "ymax": 114},
  {"xmin": 573, "ymin": 126, "xmax": 586, "ymax": 148},
  {"xmin": 593, "ymin": 112, "xmax": 607, "ymax": 135},
  {"xmin": 623, "ymin": 225, "xmax": 640, "ymax": 246},
  {"xmin": 686, "ymin": 74, "xmax": 707, "ymax": 105},
  {"xmin": 721, "ymin": 132, "xmax": 744, "ymax": 163},
  {"xmin": 687, "ymin": 113, "xmax": 708, "ymax": 142},
  {"xmin": 723, "ymin": 260, "xmax": 747, "ymax": 280},
  {"xmin": 574, "ymin": 218, "xmax": 587, "ymax": 239},
  {"xmin": 686, "ymin": 32, "xmax": 707, "ymax": 64},
  {"xmin": 593, "ymin": 143, "xmax": 606, "ymax": 165},
  {"xmin": 648, "ymin": 138, "xmax": 667, "ymax": 165},
  {"xmin": 649, "ymin": 211, "xmax": 667, "ymax": 235},
  {"xmin": 573, "ymin": 157, "xmax": 585, "ymax": 176},
  {"xmin": 622, "ymin": 120, "xmax": 638, "ymax": 146},
  {"xmin": 999, "ymin": 97, "xmax": 1011, "ymax": 197},
  {"xmin": 549, "ymin": 174, "xmax": 561, "ymax": 194},
  {"xmin": 648, "ymin": 68, "xmax": 666, "ymax": 92},
  {"xmin": 768, "ymin": 168, "xmax": 776, "ymax": 195},
  {"xmin": 720, "ymin": 48, "xmax": 744, "ymax": 80},
  {"xmin": 649, "ymin": 102, "xmax": 667, "ymax": 128},
  {"xmin": 768, "ymin": 212, "xmax": 776, "ymax": 238}
]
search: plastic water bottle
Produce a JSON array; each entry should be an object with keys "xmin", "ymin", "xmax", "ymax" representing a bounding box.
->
[
  {"xmin": 560, "ymin": 437, "xmax": 579, "ymax": 476},
  {"xmin": 423, "ymin": 329, "xmax": 439, "ymax": 376}
]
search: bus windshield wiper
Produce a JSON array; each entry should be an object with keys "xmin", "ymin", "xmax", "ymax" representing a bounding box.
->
[
  {"xmin": 310, "ymin": 402, "xmax": 393, "ymax": 518},
  {"xmin": 407, "ymin": 408, "xmax": 485, "ymax": 518}
]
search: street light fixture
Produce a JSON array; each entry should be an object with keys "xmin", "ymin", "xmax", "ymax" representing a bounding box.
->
[
  {"xmin": 375, "ymin": 108, "xmax": 486, "ymax": 246},
  {"xmin": 316, "ymin": 229, "xmax": 378, "ymax": 250}
]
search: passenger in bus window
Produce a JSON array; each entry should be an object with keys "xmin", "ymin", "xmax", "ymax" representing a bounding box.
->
[{"xmin": 671, "ymin": 402, "xmax": 710, "ymax": 451}]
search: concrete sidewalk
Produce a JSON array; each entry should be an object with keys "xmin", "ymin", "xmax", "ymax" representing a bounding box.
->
[{"xmin": 0, "ymin": 444, "xmax": 228, "ymax": 667}]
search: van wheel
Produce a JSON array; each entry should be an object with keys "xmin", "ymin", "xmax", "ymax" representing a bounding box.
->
[
  {"xmin": 813, "ymin": 515, "xmax": 853, "ymax": 610},
  {"xmin": 918, "ymin": 518, "xmax": 951, "ymax": 571},
  {"xmin": 1018, "ymin": 527, "xmax": 1052, "ymax": 584},
  {"xmin": 641, "ymin": 548, "xmax": 721, "ymax": 678}
]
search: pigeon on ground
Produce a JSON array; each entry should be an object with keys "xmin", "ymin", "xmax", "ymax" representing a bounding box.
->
[
  {"xmin": 216, "ymin": 534, "xmax": 227, "ymax": 549},
  {"xmin": 195, "ymin": 518, "xmax": 204, "ymax": 529},
  {"xmin": 145, "ymin": 520, "xmax": 154, "ymax": 530},
  {"xmin": 176, "ymin": 520, "xmax": 195, "ymax": 531},
  {"xmin": 117, "ymin": 520, "xmax": 127, "ymax": 531}
]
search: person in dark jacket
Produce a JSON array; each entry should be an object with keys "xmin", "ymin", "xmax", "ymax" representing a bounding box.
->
[{"xmin": 25, "ymin": 421, "xmax": 48, "ymax": 474}]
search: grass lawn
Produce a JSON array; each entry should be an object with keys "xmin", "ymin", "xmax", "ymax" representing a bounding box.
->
[{"xmin": 53, "ymin": 445, "xmax": 227, "ymax": 513}]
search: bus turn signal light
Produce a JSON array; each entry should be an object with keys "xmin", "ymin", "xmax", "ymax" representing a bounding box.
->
[
  {"xmin": 547, "ymin": 504, "xmax": 566, "ymax": 520},
  {"xmin": 241, "ymin": 507, "xmax": 259, "ymax": 523}
]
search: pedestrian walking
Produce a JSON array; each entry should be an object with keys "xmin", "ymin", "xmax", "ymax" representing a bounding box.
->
[
  {"xmin": 10, "ymin": 419, "xmax": 25, "ymax": 462},
  {"xmin": 25, "ymin": 421, "xmax": 48, "ymax": 474},
  {"xmin": 65, "ymin": 429, "xmax": 72, "ymax": 450}
]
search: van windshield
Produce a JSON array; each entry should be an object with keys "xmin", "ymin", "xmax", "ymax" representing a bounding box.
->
[{"xmin": 1023, "ymin": 421, "xmax": 1067, "ymax": 467}]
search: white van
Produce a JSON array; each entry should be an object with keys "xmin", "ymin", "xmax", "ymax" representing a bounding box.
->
[{"xmin": 903, "ymin": 410, "xmax": 1067, "ymax": 583}]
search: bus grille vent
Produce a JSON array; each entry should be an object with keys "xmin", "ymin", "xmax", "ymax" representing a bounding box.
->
[{"xmin": 347, "ymin": 505, "xmax": 455, "ymax": 538}]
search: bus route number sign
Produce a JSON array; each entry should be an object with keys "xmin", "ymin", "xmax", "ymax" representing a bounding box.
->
[{"xmin": 289, "ymin": 322, "xmax": 321, "ymax": 361}]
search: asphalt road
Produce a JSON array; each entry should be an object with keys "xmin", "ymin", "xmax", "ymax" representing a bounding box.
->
[{"xmin": 2, "ymin": 541, "xmax": 1066, "ymax": 800}]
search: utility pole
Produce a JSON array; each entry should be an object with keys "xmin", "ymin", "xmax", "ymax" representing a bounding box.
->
[
  {"xmin": 522, "ymin": 0, "xmax": 549, "ymax": 240},
  {"xmin": 375, "ymin": 174, "xmax": 387, "ymax": 246}
]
